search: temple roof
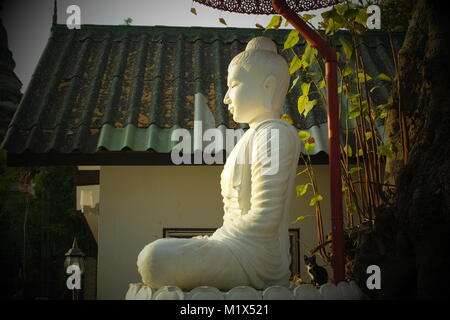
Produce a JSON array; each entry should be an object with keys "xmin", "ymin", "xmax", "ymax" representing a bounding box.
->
[{"xmin": 1, "ymin": 24, "xmax": 404, "ymax": 165}]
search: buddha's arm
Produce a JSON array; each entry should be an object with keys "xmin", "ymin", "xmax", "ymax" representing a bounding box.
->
[{"xmin": 237, "ymin": 122, "xmax": 298, "ymax": 236}]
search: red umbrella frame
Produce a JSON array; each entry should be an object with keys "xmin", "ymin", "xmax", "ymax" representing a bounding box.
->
[{"xmin": 193, "ymin": 0, "xmax": 346, "ymax": 284}]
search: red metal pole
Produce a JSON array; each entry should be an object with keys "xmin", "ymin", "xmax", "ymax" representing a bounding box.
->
[{"xmin": 272, "ymin": 0, "xmax": 345, "ymax": 283}]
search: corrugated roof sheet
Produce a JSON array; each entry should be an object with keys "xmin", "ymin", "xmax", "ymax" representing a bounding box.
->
[{"xmin": 2, "ymin": 24, "xmax": 404, "ymax": 156}]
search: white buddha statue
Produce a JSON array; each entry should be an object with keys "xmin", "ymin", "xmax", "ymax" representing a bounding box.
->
[{"xmin": 137, "ymin": 36, "xmax": 300, "ymax": 291}]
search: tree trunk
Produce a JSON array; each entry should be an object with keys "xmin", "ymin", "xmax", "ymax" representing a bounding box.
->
[{"xmin": 355, "ymin": 0, "xmax": 450, "ymax": 299}]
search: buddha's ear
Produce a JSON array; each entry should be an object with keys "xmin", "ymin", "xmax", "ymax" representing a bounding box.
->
[{"xmin": 262, "ymin": 75, "xmax": 277, "ymax": 110}]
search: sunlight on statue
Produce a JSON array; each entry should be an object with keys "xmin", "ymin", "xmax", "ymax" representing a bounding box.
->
[{"xmin": 137, "ymin": 36, "xmax": 301, "ymax": 290}]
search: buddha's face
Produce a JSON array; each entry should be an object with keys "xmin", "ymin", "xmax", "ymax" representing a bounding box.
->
[{"xmin": 224, "ymin": 64, "xmax": 268, "ymax": 124}]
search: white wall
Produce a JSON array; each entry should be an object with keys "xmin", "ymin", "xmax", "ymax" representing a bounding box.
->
[{"xmin": 97, "ymin": 165, "xmax": 332, "ymax": 300}]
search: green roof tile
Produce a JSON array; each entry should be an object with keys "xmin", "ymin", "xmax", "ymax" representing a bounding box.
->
[{"xmin": 2, "ymin": 24, "xmax": 404, "ymax": 156}]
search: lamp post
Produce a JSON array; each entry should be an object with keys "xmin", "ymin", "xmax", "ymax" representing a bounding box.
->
[{"xmin": 64, "ymin": 237, "xmax": 85, "ymax": 300}]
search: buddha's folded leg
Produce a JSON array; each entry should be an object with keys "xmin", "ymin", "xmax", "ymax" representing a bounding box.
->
[{"xmin": 137, "ymin": 237, "xmax": 251, "ymax": 290}]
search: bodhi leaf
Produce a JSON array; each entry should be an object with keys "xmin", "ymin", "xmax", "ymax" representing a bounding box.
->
[
  {"xmin": 346, "ymin": 203, "xmax": 357, "ymax": 214},
  {"xmin": 284, "ymin": 30, "xmax": 300, "ymax": 50},
  {"xmin": 302, "ymin": 43, "xmax": 316, "ymax": 67},
  {"xmin": 376, "ymin": 73, "xmax": 393, "ymax": 81},
  {"xmin": 379, "ymin": 144, "xmax": 393, "ymax": 157},
  {"xmin": 343, "ymin": 64, "xmax": 353, "ymax": 77},
  {"xmin": 309, "ymin": 194, "xmax": 323, "ymax": 206},
  {"xmin": 334, "ymin": 4, "xmax": 347, "ymax": 16},
  {"xmin": 344, "ymin": 144, "xmax": 353, "ymax": 157},
  {"xmin": 356, "ymin": 72, "xmax": 372, "ymax": 83},
  {"xmin": 190, "ymin": 8, "xmax": 197, "ymax": 15},
  {"xmin": 298, "ymin": 130, "xmax": 311, "ymax": 141},
  {"xmin": 297, "ymin": 95, "xmax": 309, "ymax": 115},
  {"xmin": 348, "ymin": 167, "xmax": 362, "ymax": 174},
  {"xmin": 301, "ymin": 82, "xmax": 311, "ymax": 96},
  {"xmin": 344, "ymin": 8, "xmax": 359, "ymax": 21},
  {"xmin": 289, "ymin": 76, "xmax": 299, "ymax": 93},
  {"xmin": 302, "ymin": 14, "xmax": 316, "ymax": 21},
  {"xmin": 294, "ymin": 215, "xmax": 308, "ymax": 222},
  {"xmin": 296, "ymin": 183, "xmax": 310, "ymax": 196},
  {"xmin": 289, "ymin": 54, "xmax": 302, "ymax": 75},
  {"xmin": 355, "ymin": 8, "xmax": 368, "ymax": 26},
  {"xmin": 349, "ymin": 104, "xmax": 361, "ymax": 119},
  {"xmin": 304, "ymin": 99, "xmax": 317, "ymax": 117},
  {"xmin": 339, "ymin": 38, "xmax": 353, "ymax": 60},
  {"xmin": 305, "ymin": 141, "xmax": 315, "ymax": 153},
  {"xmin": 319, "ymin": 79, "xmax": 326, "ymax": 89},
  {"xmin": 265, "ymin": 15, "xmax": 282, "ymax": 30},
  {"xmin": 219, "ymin": 18, "xmax": 227, "ymax": 26}
]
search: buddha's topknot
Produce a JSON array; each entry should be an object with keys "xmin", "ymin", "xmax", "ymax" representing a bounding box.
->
[{"xmin": 245, "ymin": 37, "xmax": 277, "ymax": 53}]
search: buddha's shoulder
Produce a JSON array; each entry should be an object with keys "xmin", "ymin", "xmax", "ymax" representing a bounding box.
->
[{"xmin": 254, "ymin": 119, "xmax": 298, "ymax": 137}]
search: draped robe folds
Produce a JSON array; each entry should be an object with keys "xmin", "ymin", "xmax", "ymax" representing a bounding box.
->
[{"xmin": 137, "ymin": 119, "xmax": 301, "ymax": 290}]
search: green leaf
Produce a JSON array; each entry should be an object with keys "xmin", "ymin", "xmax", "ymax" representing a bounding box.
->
[
  {"xmin": 293, "ymin": 215, "xmax": 308, "ymax": 222},
  {"xmin": 319, "ymin": 79, "xmax": 326, "ymax": 89},
  {"xmin": 376, "ymin": 73, "xmax": 393, "ymax": 81},
  {"xmin": 365, "ymin": 131, "xmax": 373, "ymax": 140},
  {"xmin": 346, "ymin": 203, "xmax": 357, "ymax": 214},
  {"xmin": 343, "ymin": 64, "xmax": 353, "ymax": 77},
  {"xmin": 355, "ymin": 8, "xmax": 368, "ymax": 26},
  {"xmin": 344, "ymin": 144, "xmax": 353, "ymax": 157},
  {"xmin": 301, "ymin": 43, "xmax": 316, "ymax": 67},
  {"xmin": 265, "ymin": 15, "xmax": 282, "ymax": 30},
  {"xmin": 289, "ymin": 76, "xmax": 299, "ymax": 93},
  {"xmin": 289, "ymin": 54, "xmax": 302, "ymax": 75},
  {"xmin": 304, "ymin": 99, "xmax": 317, "ymax": 117},
  {"xmin": 302, "ymin": 14, "xmax": 316, "ymax": 21},
  {"xmin": 297, "ymin": 95, "xmax": 309, "ymax": 115},
  {"xmin": 356, "ymin": 72, "xmax": 372, "ymax": 83},
  {"xmin": 296, "ymin": 183, "xmax": 310, "ymax": 196},
  {"xmin": 344, "ymin": 8, "xmax": 359, "ymax": 21},
  {"xmin": 301, "ymin": 82, "xmax": 311, "ymax": 96},
  {"xmin": 349, "ymin": 103, "xmax": 361, "ymax": 119},
  {"xmin": 334, "ymin": 4, "xmax": 347, "ymax": 16},
  {"xmin": 379, "ymin": 144, "xmax": 393, "ymax": 157},
  {"xmin": 339, "ymin": 38, "xmax": 353, "ymax": 60},
  {"xmin": 309, "ymin": 194, "xmax": 323, "ymax": 206},
  {"xmin": 298, "ymin": 130, "xmax": 311, "ymax": 141},
  {"xmin": 325, "ymin": 18, "xmax": 336, "ymax": 35},
  {"xmin": 219, "ymin": 17, "xmax": 227, "ymax": 26},
  {"xmin": 296, "ymin": 167, "xmax": 309, "ymax": 176},
  {"xmin": 305, "ymin": 141, "xmax": 315, "ymax": 153},
  {"xmin": 284, "ymin": 30, "xmax": 300, "ymax": 50},
  {"xmin": 348, "ymin": 167, "xmax": 362, "ymax": 174}
]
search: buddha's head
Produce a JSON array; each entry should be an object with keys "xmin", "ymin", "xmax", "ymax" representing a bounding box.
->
[{"xmin": 223, "ymin": 37, "xmax": 290, "ymax": 126}]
